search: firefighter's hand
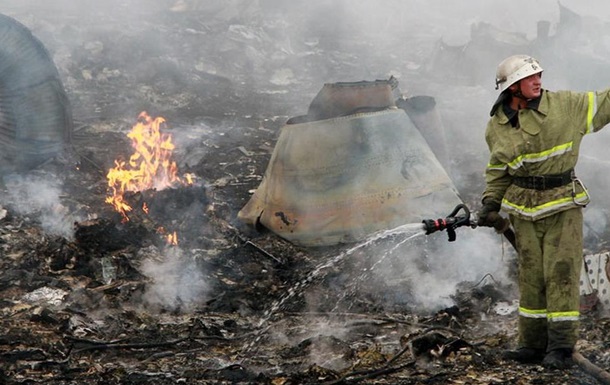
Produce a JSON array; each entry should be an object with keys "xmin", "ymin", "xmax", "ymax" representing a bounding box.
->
[
  {"xmin": 476, "ymin": 200, "xmax": 501, "ymax": 227},
  {"xmin": 482, "ymin": 211, "xmax": 512, "ymax": 234}
]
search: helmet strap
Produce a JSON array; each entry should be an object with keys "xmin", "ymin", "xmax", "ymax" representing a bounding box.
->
[
  {"xmin": 510, "ymin": 85, "xmax": 531, "ymax": 107},
  {"xmin": 514, "ymin": 91, "xmax": 527, "ymax": 100}
]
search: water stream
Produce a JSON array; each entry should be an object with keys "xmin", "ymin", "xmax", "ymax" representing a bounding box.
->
[
  {"xmin": 330, "ymin": 223, "xmax": 429, "ymax": 312},
  {"xmin": 240, "ymin": 222, "xmax": 427, "ymax": 355}
]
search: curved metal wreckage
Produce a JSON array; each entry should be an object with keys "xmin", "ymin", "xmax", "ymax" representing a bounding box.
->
[
  {"xmin": 0, "ymin": 13, "xmax": 73, "ymax": 174},
  {"xmin": 239, "ymin": 79, "xmax": 462, "ymax": 247}
]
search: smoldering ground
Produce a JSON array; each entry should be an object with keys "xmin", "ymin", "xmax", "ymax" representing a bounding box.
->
[
  {"xmin": 0, "ymin": 174, "xmax": 83, "ymax": 240},
  {"xmin": 2, "ymin": 0, "xmax": 610, "ymax": 325},
  {"xmin": 2, "ymin": 1, "xmax": 610, "ymax": 383}
]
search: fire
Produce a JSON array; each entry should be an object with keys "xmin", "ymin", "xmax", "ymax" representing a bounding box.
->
[
  {"xmin": 156, "ymin": 226, "xmax": 179, "ymax": 246},
  {"xmin": 105, "ymin": 111, "xmax": 184, "ymax": 246},
  {"xmin": 167, "ymin": 231, "xmax": 178, "ymax": 246},
  {"xmin": 184, "ymin": 173, "xmax": 195, "ymax": 185},
  {"xmin": 106, "ymin": 111, "xmax": 180, "ymax": 219}
]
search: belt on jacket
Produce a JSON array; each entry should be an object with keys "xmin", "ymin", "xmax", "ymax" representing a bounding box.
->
[{"xmin": 512, "ymin": 169, "xmax": 574, "ymax": 190}]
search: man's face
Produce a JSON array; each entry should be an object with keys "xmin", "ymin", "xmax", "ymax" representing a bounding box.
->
[{"xmin": 516, "ymin": 73, "xmax": 542, "ymax": 99}]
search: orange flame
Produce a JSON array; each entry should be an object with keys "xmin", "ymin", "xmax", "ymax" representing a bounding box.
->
[
  {"xmin": 185, "ymin": 173, "xmax": 195, "ymax": 185},
  {"xmin": 156, "ymin": 226, "xmax": 179, "ymax": 246},
  {"xmin": 167, "ymin": 231, "xmax": 178, "ymax": 246},
  {"xmin": 106, "ymin": 111, "xmax": 180, "ymax": 220}
]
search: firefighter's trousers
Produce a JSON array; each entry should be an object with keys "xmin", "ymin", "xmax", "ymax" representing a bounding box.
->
[{"xmin": 510, "ymin": 207, "xmax": 582, "ymax": 352}]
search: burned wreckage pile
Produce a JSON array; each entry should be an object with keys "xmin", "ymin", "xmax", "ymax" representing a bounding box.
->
[{"xmin": 2, "ymin": 2, "xmax": 610, "ymax": 385}]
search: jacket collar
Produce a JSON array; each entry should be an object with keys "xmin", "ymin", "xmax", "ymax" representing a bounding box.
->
[{"xmin": 496, "ymin": 90, "xmax": 547, "ymax": 125}]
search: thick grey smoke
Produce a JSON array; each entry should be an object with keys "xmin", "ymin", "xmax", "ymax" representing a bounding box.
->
[
  {"xmin": 304, "ymin": 228, "xmax": 514, "ymax": 313},
  {"xmin": 1, "ymin": 174, "xmax": 81, "ymax": 240},
  {"xmin": 383, "ymin": 231, "xmax": 512, "ymax": 311}
]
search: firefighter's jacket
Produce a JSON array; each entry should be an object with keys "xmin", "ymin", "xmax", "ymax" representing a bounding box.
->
[{"xmin": 483, "ymin": 89, "xmax": 610, "ymax": 220}]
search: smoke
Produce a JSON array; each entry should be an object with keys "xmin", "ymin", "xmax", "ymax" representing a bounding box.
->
[
  {"xmin": 1, "ymin": 174, "xmax": 81, "ymax": 240},
  {"xmin": 140, "ymin": 246, "xmax": 210, "ymax": 313},
  {"xmin": 405, "ymin": 231, "xmax": 512, "ymax": 310},
  {"xmin": 316, "ymin": 229, "xmax": 512, "ymax": 314},
  {"xmin": 5, "ymin": 0, "xmax": 610, "ymax": 316}
]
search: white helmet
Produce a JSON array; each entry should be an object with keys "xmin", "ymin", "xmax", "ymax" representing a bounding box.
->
[{"xmin": 495, "ymin": 55, "xmax": 543, "ymax": 92}]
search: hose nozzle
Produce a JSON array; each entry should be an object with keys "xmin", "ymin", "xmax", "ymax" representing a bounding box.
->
[{"xmin": 422, "ymin": 204, "xmax": 474, "ymax": 242}]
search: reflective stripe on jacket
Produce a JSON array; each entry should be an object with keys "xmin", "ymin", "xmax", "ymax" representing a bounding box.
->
[{"xmin": 483, "ymin": 89, "xmax": 610, "ymax": 221}]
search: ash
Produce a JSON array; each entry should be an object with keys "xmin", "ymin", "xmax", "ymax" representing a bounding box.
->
[{"xmin": 1, "ymin": 1, "xmax": 609, "ymax": 384}]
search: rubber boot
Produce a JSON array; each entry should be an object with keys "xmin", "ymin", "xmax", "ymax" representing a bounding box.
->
[{"xmin": 542, "ymin": 348, "xmax": 574, "ymax": 370}]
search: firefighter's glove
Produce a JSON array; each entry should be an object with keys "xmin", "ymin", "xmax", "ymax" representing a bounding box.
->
[{"xmin": 477, "ymin": 200, "xmax": 501, "ymax": 227}]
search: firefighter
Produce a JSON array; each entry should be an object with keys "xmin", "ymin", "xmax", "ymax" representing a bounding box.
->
[{"xmin": 477, "ymin": 54, "xmax": 610, "ymax": 369}]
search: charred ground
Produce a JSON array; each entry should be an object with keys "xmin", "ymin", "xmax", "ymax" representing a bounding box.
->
[{"xmin": 1, "ymin": 2, "xmax": 609, "ymax": 384}]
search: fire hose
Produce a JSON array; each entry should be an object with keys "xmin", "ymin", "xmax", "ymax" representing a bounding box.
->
[
  {"xmin": 421, "ymin": 203, "xmax": 516, "ymax": 249},
  {"xmin": 422, "ymin": 204, "xmax": 610, "ymax": 384}
]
